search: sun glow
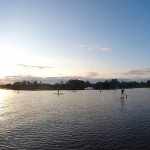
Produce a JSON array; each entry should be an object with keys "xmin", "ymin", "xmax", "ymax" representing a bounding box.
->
[{"xmin": 0, "ymin": 47, "xmax": 19, "ymax": 77}]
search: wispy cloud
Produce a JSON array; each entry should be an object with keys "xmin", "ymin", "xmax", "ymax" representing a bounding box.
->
[
  {"xmin": 123, "ymin": 68, "xmax": 150, "ymax": 76},
  {"xmin": 99, "ymin": 47, "xmax": 111, "ymax": 51},
  {"xmin": 95, "ymin": 45, "xmax": 112, "ymax": 51},
  {"xmin": 77, "ymin": 44, "xmax": 112, "ymax": 52},
  {"xmin": 85, "ymin": 71, "xmax": 100, "ymax": 78},
  {"xmin": 17, "ymin": 64, "xmax": 53, "ymax": 69},
  {"xmin": 120, "ymin": 68, "xmax": 150, "ymax": 80},
  {"xmin": 77, "ymin": 45, "xmax": 86, "ymax": 49}
]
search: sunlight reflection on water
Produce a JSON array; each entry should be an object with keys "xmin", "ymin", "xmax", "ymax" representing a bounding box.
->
[{"xmin": 0, "ymin": 90, "xmax": 7, "ymax": 121}]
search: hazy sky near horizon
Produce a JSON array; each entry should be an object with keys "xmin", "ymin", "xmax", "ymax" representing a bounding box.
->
[{"xmin": 0, "ymin": 0, "xmax": 150, "ymax": 83}]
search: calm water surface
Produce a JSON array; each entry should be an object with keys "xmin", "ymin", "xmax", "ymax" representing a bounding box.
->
[{"xmin": 0, "ymin": 88, "xmax": 150, "ymax": 149}]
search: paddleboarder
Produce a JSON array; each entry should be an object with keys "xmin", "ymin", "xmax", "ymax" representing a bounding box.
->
[{"xmin": 121, "ymin": 88, "xmax": 124, "ymax": 99}]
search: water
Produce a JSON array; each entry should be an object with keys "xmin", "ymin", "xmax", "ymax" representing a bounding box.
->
[{"xmin": 0, "ymin": 88, "xmax": 150, "ymax": 149}]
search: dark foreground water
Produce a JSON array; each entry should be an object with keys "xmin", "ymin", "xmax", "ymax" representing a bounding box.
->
[{"xmin": 0, "ymin": 88, "xmax": 150, "ymax": 149}]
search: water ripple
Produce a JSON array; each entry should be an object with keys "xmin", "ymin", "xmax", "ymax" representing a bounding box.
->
[{"xmin": 0, "ymin": 89, "xmax": 150, "ymax": 149}]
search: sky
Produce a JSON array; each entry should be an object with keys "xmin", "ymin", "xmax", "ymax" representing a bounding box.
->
[{"xmin": 0, "ymin": 0, "xmax": 150, "ymax": 83}]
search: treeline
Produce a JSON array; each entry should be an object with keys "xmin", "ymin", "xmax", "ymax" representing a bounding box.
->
[{"xmin": 0, "ymin": 79, "xmax": 150, "ymax": 90}]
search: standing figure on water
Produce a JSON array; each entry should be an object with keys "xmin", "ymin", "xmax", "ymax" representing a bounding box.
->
[
  {"xmin": 121, "ymin": 88, "xmax": 124, "ymax": 99},
  {"xmin": 100, "ymin": 88, "xmax": 101, "ymax": 93}
]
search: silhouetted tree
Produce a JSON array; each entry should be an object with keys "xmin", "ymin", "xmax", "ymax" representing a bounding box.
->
[
  {"xmin": 102, "ymin": 80, "xmax": 110, "ymax": 89},
  {"xmin": 147, "ymin": 80, "xmax": 150, "ymax": 87},
  {"xmin": 94, "ymin": 81, "xmax": 102, "ymax": 89},
  {"xmin": 66, "ymin": 79, "xmax": 86, "ymax": 90},
  {"xmin": 109, "ymin": 79, "xmax": 120, "ymax": 89},
  {"xmin": 13, "ymin": 82, "xmax": 22, "ymax": 90}
]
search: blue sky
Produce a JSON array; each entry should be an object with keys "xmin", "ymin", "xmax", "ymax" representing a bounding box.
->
[{"xmin": 0, "ymin": 0, "xmax": 150, "ymax": 83}]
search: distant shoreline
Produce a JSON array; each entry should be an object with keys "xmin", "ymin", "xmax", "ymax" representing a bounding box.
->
[{"xmin": 0, "ymin": 79, "xmax": 150, "ymax": 91}]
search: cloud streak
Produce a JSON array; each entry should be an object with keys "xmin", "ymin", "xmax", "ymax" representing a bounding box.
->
[
  {"xmin": 98, "ymin": 47, "xmax": 111, "ymax": 51},
  {"xmin": 17, "ymin": 64, "xmax": 53, "ymax": 69},
  {"xmin": 123, "ymin": 68, "xmax": 150, "ymax": 76},
  {"xmin": 77, "ymin": 44, "xmax": 112, "ymax": 52},
  {"xmin": 77, "ymin": 45, "xmax": 86, "ymax": 49},
  {"xmin": 119, "ymin": 68, "xmax": 150, "ymax": 80},
  {"xmin": 85, "ymin": 71, "xmax": 100, "ymax": 78}
]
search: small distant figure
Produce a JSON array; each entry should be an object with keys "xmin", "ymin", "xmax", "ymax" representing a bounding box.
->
[
  {"xmin": 100, "ymin": 88, "xmax": 101, "ymax": 93},
  {"xmin": 121, "ymin": 88, "xmax": 124, "ymax": 99},
  {"xmin": 126, "ymin": 94, "xmax": 127, "ymax": 99}
]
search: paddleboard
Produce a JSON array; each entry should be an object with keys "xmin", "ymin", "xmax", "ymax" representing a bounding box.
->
[{"xmin": 53, "ymin": 93, "xmax": 63, "ymax": 95}]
